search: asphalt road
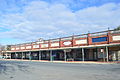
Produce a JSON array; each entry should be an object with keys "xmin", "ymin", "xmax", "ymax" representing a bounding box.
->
[{"xmin": 0, "ymin": 60, "xmax": 120, "ymax": 80}]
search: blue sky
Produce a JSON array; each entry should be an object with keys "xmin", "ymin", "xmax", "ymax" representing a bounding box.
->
[{"xmin": 0, "ymin": 0, "xmax": 120, "ymax": 45}]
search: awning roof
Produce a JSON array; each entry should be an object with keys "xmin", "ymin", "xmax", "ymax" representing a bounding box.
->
[{"xmin": 4, "ymin": 43, "xmax": 120, "ymax": 53}]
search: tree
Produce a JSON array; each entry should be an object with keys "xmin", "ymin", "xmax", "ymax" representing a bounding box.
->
[
  {"xmin": 114, "ymin": 25, "xmax": 120, "ymax": 30},
  {"xmin": 6, "ymin": 45, "xmax": 11, "ymax": 50},
  {"xmin": 0, "ymin": 44, "xmax": 11, "ymax": 58},
  {"xmin": 0, "ymin": 44, "xmax": 6, "ymax": 51},
  {"xmin": 0, "ymin": 44, "xmax": 6, "ymax": 58}
]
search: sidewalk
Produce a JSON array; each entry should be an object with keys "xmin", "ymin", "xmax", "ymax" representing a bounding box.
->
[{"xmin": 0, "ymin": 59, "xmax": 120, "ymax": 64}]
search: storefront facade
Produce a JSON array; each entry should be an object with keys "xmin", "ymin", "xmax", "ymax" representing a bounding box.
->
[{"xmin": 2, "ymin": 30, "xmax": 120, "ymax": 62}]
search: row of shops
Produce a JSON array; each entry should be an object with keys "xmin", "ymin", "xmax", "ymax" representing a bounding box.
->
[
  {"xmin": 2, "ymin": 44, "xmax": 120, "ymax": 62},
  {"xmin": 1, "ymin": 30, "xmax": 120, "ymax": 62}
]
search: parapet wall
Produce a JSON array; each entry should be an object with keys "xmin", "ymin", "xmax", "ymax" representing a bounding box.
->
[{"xmin": 10, "ymin": 30, "xmax": 120, "ymax": 52}]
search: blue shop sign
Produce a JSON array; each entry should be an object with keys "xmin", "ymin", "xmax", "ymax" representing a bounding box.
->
[{"xmin": 92, "ymin": 37, "xmax": 107, "ymax": 43}]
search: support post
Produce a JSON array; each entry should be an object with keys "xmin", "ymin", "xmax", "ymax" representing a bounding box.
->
[
  {"xmin": 103, "ymin": 50, "xmax": 105, "ymax": 62},
  {"xmin": 10, "ymin": 53, "xmax": 12, "ymax": 59},
  {"xmin": 29, "ymin": 52, "xmax": 31, "ymax": 60},
  {"xmin": 64, "ymin": 50, "xmax": 67, "ymax": 61},
  {"xmin": 15, "ymin": 52, "xmax": 17, "ymax": 59},
  {"xmin": 82, "ymin": 48, "xmax": 85, "ymax": 62},
  {"xmin": 106, "ymin": 46, "xmax": 109, "ymax": 62},
  {"xmin": 50, "ymin": 50, "xmax": 53, "ymax": 61},
  {"xmin": 22, "ymin": 52, "xmax": 23, "ymax": 60},
  {"xmin": 39, "ymin": 51, "xmax": 41, "ymax": 60},
  {"xmin": 10, "ymin": 52, "xmax": 11, "ymax": 59}
]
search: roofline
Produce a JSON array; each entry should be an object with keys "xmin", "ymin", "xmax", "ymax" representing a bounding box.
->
[{"xmin": 5, "ymin": 43, "xmax": 120, "ymax": 53}]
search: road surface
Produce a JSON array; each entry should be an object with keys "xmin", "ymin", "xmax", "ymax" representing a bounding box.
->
[{"xmin": 0, "ymin": 60, "xmax": 120, "ymax": 80}]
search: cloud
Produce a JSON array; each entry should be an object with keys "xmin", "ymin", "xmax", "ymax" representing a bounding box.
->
[
  {"xmin": 75, "ymin": 3, "xmax": 120, "ymax": 27},
  {"xmin": 0, "ymin": 1, "xmax": 120, "ymax": 44}
]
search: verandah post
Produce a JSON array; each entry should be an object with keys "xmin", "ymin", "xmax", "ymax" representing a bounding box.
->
[
  {"xmin": 64, "ymin": 50, "xmax": 67, "ymax": 61},
  {"xmin": 106, "ymin": 46, "xmax": 109, "ymax": 62},
  {"xmin": 50, "ymin": 50, "xmax": 53, "ymax": 61},
  {"xmin": 22, "ymin": 52, "xmax": 23, "ymax": 60},
  {"xmin": 29, "ymin": 51, "xmax": 31, "ymax": 60},
  {"xmin": 39, "ymin": 51, "xmax": 41, "ymax": 60},
  {"xmin": 82, "ymin": 48, "xmax": 85, "ymax": 62},
  {"xmin": 15, "ymin": 52, "xmax": 17, "ymax": 59}
]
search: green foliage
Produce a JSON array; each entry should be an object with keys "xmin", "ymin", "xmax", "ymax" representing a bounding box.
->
[
  {"xmin": 114, "ymin": 25, "xmax": 120, "ymax": 30},
  {"xmin": 6, "ymin": 45, "xmax": 11, "ymax": 50}
]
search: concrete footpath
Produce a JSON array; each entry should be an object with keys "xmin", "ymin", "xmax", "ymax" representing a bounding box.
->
[{"xmin": 0, "ymin": 59, "xmax": 120, "ymax": 64}]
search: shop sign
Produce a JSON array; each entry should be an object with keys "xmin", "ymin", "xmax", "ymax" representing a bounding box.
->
[
  {"xmin": 41, "ymin": 44, "xmax": 48, "ymax": 48},
  {"xmin": 75, "ymin": 39, "xmax": 87, "ymax": 44},
  {"xmin": 100, "ymin": 49, "xmax": 104, "ymax": 52},
  {"xmin": 21, "ymin": 47, "xmax": 25, "ymax": 49},
  {"xmin": 33, "ymin": 45, "xmax": 39, "ymax": 48},
  {"xmin": 64, "ymin": 49, "xmax": 71, "ymax": 52},
  {"xmin": 51, "ymin": 43, "xmax": 59, "ymax": 47},
  {"xmin": 112, "ymin": 35, "xmax": 120, "ymax": 41},
  {"xmin": 92, "ymin": 37, "xmax": 107, "ymax": 43},
  {"xmin": 16, "ymin": 47, "xmax": 19, "ymax": 50},
  {"xmin": 26, "ymin": 46, "xmax": 32, "ymax": 49},
  {"xmin": 11, "ymin": 48, "xmax": 15, "ymax": 50},
  {"xmin": 63, "ymin": 41, "xmax": 71, "ymax": 45}
]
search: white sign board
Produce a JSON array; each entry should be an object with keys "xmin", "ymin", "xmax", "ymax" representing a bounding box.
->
[
  {"xmin": 33, "ymin": 45, "xmax": 39, "ymax": 48},
  {"xmin": 16, "ymin": 47, "xmax": 19, "ymax": 50},
  {"xmin": 63, "ymin": 41, "xmax": 72, "ymax": 45},
  {"xmin": 64, "ymin": 49, "xmax": 71, "ymax": 52},
  {"xmin": 26, "ymin": 46, "xmax": 32, "ymax": 49},
  {"xmin": 100, "ymin": 49, "xmax": 104, "ymax": 52},
  {"xmin": 41, "ymin": 44, "xmax": 48, "ymax": 48},
  {"xmin": 21, "ymin": 47, "xmax": 25, "ymax": 49},
  {"xmin": 11, "ymin": 48, "xmax": 15, "ymax": 50},
  {"xmin": 51, "ymin": 43, "xmax": 59, "ymax": 47},
  {"xmin": 112, "ymin": 35, "xmax": 120, "ymax": 41},
  {"xmin": 75, "ymin": 39, "xmax": 87, "ymax": 44}
]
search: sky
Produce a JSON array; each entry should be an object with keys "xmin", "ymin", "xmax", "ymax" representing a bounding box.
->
[{"xmin": 0, "ymin": 0, "xmax": 120, "ymax": 45}]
